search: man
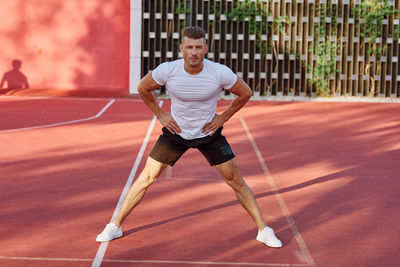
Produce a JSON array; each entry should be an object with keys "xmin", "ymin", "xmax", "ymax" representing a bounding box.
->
[
  {"xmin": 0, "ymin": 59, "xmax": 29, "ymax": 89},
  {"xmin": 96, "ymin": 26, "xmax": 282, "ymax": 248}
]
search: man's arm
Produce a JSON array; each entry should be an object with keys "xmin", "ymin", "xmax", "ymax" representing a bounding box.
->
[
  {"xmin": 137, "ymin": 71, "xmax": 181, "ymax": 134},
  {"xmin": 202, "ymin": 76, "xmax": 252, "ymax": 135}
]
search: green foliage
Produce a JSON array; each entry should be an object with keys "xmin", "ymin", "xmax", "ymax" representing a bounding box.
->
[
  {"xmin": 273, "ymin": 16, "xmax": 291, "ymax": 34},
  {"xmin": 209, "ymin": 1, "xmax": 221, "ymax": 20},
  {"xmin": 353, "ymin": 0, "xmax": 398, "ymax": 57},
  {"xmin": 309, "ymin": 1, "xmax": 340, "ymax": 96},
  {"xmin": 174, "ymin": 1, "xmax": 192, "ymax": 43},
  {"xmin": 226, "ymin": 0, "xmax": 291, "ymax": 58},
  {"xmin": 309, "ymin": 41, "xmax": 338, "ymax": 96},
  {"xmin": 174, "ymin": 1, "xmax": 191, "ymax": 15},
  {"xmin": 350, "ymin": 0, "xmax": 399, "ymax": 95},
  {"xmin": 226, "ymin": 0, "xmax": 269, "ymax": 33},
  {"xmin": 227, "ymin": 0, "xmax": 339, "ymax": 96}
]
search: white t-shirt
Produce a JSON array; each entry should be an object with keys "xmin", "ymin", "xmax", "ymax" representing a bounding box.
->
[{"xmin": 152, "ymin": 58, "xmax": 237, "ymax": 140}]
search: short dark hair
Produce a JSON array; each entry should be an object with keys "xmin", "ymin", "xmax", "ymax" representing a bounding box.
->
[{"xmin": 181, "ymin": 26, "xmax": 206, "ymax": 41}]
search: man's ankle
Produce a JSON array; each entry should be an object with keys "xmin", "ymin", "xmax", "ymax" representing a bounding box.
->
[
  {"xmin": 258, "ymin": 224, "xmax": 268, "ymax": 231},
  {"xmin": 112, "ymin": 221, "xmax": 121, "ymax": 228}
]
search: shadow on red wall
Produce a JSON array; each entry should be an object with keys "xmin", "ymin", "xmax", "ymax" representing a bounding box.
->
[
  {"xmin": 0, "ymin": 0, "xmax": 131, "ymax": 96},
  {"xmin": 0, "ymin": 59, "xmax": 29, "ymax": 90}
]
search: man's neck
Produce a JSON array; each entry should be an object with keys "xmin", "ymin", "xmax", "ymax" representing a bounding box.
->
[{"xmin": 184, "ymin": 63, "xmax": 204, "ymax": 75}]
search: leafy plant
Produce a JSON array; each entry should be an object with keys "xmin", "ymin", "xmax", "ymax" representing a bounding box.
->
[
  {"xmin": 226, "ymin": 0, "xmax": 291, "ymax": 58},
  {"xmin": 352, "ymin": 0, "xmax": 399, "ymax": 95},
  {"xmin": 225, "ymin": 0, "xmax": 293, "ymax": 95},
  {"xmin": 308, "ymin": 1, "xmax": 340, "ymax": 96},
  {"xmin": 353, "ymin": 0, "xmax": 397, "ymax": 56},
  {"xmin": 174, "ymin": 1, "xmax": 191, "ymax": 15},
  {"xmin": 174, "ymin": 0, "xmax": 192, "ymax": 41},
  {"xmin": 309, "ymin": 41, "xmax": 339, "ymax": 96}
]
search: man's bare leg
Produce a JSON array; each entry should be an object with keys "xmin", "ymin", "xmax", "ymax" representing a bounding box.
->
[
  {"xmin": 113, "ymin": 157, "xmax": 168, "ymax": 227},
  {"xmin": 215, "ymin": 158, "xmax": 267, "ymax": 230},
  {"xmin": 215, "ymin": 158, "xmax": 282, "ymax": 247},
  {"xmin": 96, "ymin": 157, "xmax": 168, "ymax": 242}
]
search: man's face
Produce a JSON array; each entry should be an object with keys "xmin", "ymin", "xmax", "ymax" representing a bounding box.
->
[{"xmin": 180, "ymin": 37, "xmax": 208, "ymax": 69}]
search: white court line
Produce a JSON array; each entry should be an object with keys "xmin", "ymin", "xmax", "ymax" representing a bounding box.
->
[
  {"xmin": 0, "ymin": 99, "xmax": 115, "ymax": 133},
  {"xmin": 0, "ymin": 94, "xmax": 143, "ymax": 102},
  {"xmin": 240, "ymin": 117, "xmax": 316, "ymax": 267},
  {"xmin": 0, "ymin": 256, "xmax": 91, "ymax": 263},
  {"xmin": 165, "ymin": 165, "xmax": 173, "ymax": 179},
  {"xmin": 91, "ymin": 101, "xmax": 163, "ymax": 267},
  {"xmin": 0, "ymin": 256, "xmax": 310, "ymax": 266}
]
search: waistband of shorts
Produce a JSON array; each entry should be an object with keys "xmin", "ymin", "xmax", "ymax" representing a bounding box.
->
[{"xmin": 162, "ymin": 126, "xmax": 223, "ymax": 147}]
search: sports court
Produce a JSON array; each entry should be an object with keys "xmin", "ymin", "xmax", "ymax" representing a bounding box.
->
[{"xmin": 0, "ymin": 95, "xmax": 399, "ymax": 266}]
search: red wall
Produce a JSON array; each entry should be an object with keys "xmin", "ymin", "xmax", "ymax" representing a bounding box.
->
[{"xmin": 0, "ymin": 0, "xmax": 130, "ymax": 91}]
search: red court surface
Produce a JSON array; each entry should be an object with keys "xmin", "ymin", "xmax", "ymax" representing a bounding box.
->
[{"xmin": 0, "ymin": 95, "xmax": 399, "ymax": 267}]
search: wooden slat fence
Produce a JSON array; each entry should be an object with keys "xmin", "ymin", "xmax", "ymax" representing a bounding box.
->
[{"xmin": 141, "ymin": 0, "xmax": 400, "ymax": 98}]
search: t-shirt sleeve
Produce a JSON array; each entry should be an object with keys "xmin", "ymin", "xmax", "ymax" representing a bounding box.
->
[
  {"xmin": 152, "ymin": 62, "xmax": 169, "ymax": 85},
  {"xmin": 219, "ymin": 65, "xmax": 237, "ymax": 90}
]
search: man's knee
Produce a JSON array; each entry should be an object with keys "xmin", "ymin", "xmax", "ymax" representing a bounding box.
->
[
  {"xmin": 139, "ymin": 157, "xmax": 168, "ymax": 186},
  {"xmin": 215, "ymin": 159, "xmax": 244, "ymax": 186},
  {"xmin": 142, "ymin": 174, "xmax": 158, "ymax": 187}
]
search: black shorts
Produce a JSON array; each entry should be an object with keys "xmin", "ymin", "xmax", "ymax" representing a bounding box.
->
[{"xmin": 149, "ymin": 127, "xmax": 235, "ymax": 166}]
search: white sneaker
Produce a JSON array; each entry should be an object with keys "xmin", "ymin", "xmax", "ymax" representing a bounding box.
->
[
  {"xmin": 256, "ymin": 227, "xmax": 282, "ymax": 248},
  {"xmin": 96, "ymin": 223, "xmax": 123, "ymax": 242}
]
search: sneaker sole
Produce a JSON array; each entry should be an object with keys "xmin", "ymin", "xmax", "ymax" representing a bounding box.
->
[
  {"xmin": 256, "ymin": 236, "xmax": 282, "ymax": 248},
  {"xmin": 96, "ymin": 232, "xmax": 123, "ymax": 243}
]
